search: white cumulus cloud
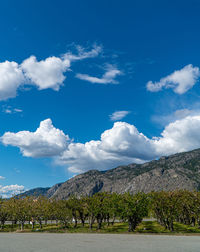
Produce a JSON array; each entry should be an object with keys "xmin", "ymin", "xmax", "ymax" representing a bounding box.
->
[
  {"xmin": 154, "ymin": 115, "xmax": 200, "ymax": 156},
  {"xmin": 0, "ymin": 44, "xmax": 102, "ymax": 101},
  {"xmin": 1, "ymin": 119, "xmax": 69, "ymax": 157},
  {"xmin": 0, "ymin": 184, "xmax": 25, "ymax": 198},
  {"xmin": 56, "ymin": 121, "xmax": 156, "ymax": 173},
  {"xmin": 3, "ymin": 114, "xmax": 200, "ymax": 174},
  {"xmin": 110, "ymin": 110, "xmax": 130, "ymax": 121},
  {"xmin": 21, "ymin": 56, "xmax": 70, "ymax": 91},
  {"xmin": 56, "ymin": 140, "xmax": 137, "ymax": 173},
  {"xmin": 0, "ymin": 61, "xmax": 25, "ymax": 100},
  {"xmin": 57, "ymin": 115, "xmax": 200, "ymax": 172},
  {"xmin": 76, "ymin": 65, "xmax": 122, "ymax": 84},
  {"xmin": 147, "ymin": 64, "xmax": 200, "ymax": 94},
  {"xmin": 100, "ymin": 122, "xmax": 155, "ymax": 160},
  {"xmin": 0, "ymin": 176, "xmax": 5, "ymax": 180}
]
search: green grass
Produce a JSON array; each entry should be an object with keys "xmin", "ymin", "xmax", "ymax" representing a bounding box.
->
[
  {"xmin": 136, "ymin": 221, "xmax": 200, "ymax": 234},
  {"xmin": 1, "ymin": 221, "xmax": 200, "ymax": 234}
]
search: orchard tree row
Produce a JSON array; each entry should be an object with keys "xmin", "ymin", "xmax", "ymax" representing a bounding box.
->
[{"xmin": 0, "ymin": 190, "xmax": 199, "ymax": 232}]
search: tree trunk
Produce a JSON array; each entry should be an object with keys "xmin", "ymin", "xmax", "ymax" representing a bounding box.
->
[
  {"xmin": 73, "ymin": 218, "xmax": 77, "ymax": 228},
  {"xmin": 97, "ymin": 218, "xmax": 102, "ymax": 230},
  {"xmin": 39, "ymin": 220, "xmax": 42, "ymax": 229},
  {"xmin": 192, "ymin": 217, "xmax": 196, "ymax": 227},
  {"xmin": 79, "ymin": 212, "xmax": 85, "ymax": 227},
  {"xmin": 166, "ymin": 218, "xmax": 170, "ymax": 230},
  {"xmin": 198, "ymin": 219, "xmax": 200, "ymax": 229},
  {"xmin": 81, "ymin": 218, "xmax": 85, "ymax": 227},
  {"xmin": 128, "ymin": 221, "xmax": 134, "ymax": 232},
  {"xmin": 111, "ymin": 216, "xmax": 116, "ymax": 226},
  {"xmin": 21, "ymin": 222, "xmax": 24, "ymax": 231},
  {"xmin": 0, "ymin": 220, "xmax": 4, "ymax": 230},
  {"xmin": 107, "ymin": 217, "xmax": 110, "ymax": 227},
  {"xmin": 170, "ymin": 220, "xmax": 174, "ymax": 232},
  {"xmin": 89, "ymin": 216, "xmax": 95, "ymax": 230}
]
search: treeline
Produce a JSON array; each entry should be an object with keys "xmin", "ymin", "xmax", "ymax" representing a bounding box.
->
[{"xmin": 0, "ymin": 190, "xmax": 200, "ymax": 232}]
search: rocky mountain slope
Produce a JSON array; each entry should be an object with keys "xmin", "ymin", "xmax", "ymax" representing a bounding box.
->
[
  {"xmin": 21, "ymin": 148, "xmax": 200, "ymax": 199},
  {"xmin": 19, "ymin": 187, "xmax": 50, "ymax": 197}
]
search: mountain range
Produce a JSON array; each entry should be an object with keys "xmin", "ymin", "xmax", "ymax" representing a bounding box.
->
[{"xmin": 20, "ymin": 148, "xmax": 200, "ymax": 199}]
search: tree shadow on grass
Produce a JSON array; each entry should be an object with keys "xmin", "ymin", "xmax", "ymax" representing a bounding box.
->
[
  {"xmin": 174, "ymin": 223, "xmax": 200, "ymax": 233},
  {"xmin": 136, "ymin": 221, "xmax": 168, "ymax": 233}
]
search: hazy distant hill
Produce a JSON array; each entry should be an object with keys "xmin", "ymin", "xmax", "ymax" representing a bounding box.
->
[
  {"xmin": 19, "ymin": 187, "xmax": 50, "ymax": 197},
  {"xmin": 20, "ymin": 148, "xmax": 200, "ymax": 199}
]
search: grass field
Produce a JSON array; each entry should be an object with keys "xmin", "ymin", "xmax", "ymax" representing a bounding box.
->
[{"xmin": 1, "ymin": 221, "xmax": 200, "ymax": 234}]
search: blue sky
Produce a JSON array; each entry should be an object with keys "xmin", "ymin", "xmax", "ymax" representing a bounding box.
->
[{"xmin": 1, "ymin": 0, "xmax": 200, "ymax": 196}]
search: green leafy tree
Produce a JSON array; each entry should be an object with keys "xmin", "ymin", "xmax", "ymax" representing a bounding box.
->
[
  {"xmin": 151, "ymin": 191, "xmax": 179, "ymax": 231},
  {"xmin": 0, "ymin": 199, "xmax": 8, "ymax": 229},
  {"xmin": 15, "ymin": 197, "xmax": 30, "ymax": 230},
  {"xmin": 55, "ymin": 200, "xmax": 72, "ymax": 228},
  {"xmin": 120, "ymin": 192, "xmax": 149, "ymax": 232},
  {"xmin": 77, "ymin": 196, "xmax": 89, "ymax": 227},
  {"xmin": 33, "ymin": 196, "xmax": 50, "ymax": 229},
  {"xmin": 68, "ymin": 196, "xmax": 80, "ymax": 228}
]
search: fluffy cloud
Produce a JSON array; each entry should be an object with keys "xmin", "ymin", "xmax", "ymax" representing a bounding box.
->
[
  {"xmin": 154, "ymin": 115, "xmax": 200, "ymax": 156},
  {"xmin": 76, "ymin": 65, "xmax": 122, "ymax": 84},
  {"xmin": 55, "ymin": 122, "xmax": 155, "ymax": 173},
  {"xmin": 0, "ymin": 176, "xmax": 5, "ymax": 180},
  {"xmin": 0, "ymin": 61, "xmax": 25, "ymax": 100},
  {"xmin": 56, "ymin": 122, "xmax": 153, "ymax": 173},
  {"xmin": 57, "ymin": 115, "xmax": 200, "ymax": 172},
  {"xmin": 21, "ymin": 56, "xmax": 70, "ymax": 91},
  {"xmin": 3, "ymin": 115, "xmax": 200, "ymax": 173},
  {"xmin": 0, "ymin": 184, "xmax": 25, "ymax": 198},
  {"xmin": 56, "ymin": 141, "xmax": 138, "ymax": 173},
  {"xmin": 147, "ymin": 64, "xmax": 200, "ymax": 94},
  {"xmin": 0, "ymin": 45, "xmax": 102, "ymax": 101},
  {"xmin": 1, "ymin": 119, "xmax": 69, "ymax": 157},
  {"xmin": 99, "ymin": 122, "xmax": 155, "ymax": 159},
  {"xmin": 110, "ymin": 110, "xmax": 130, "ymax": 121}
]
